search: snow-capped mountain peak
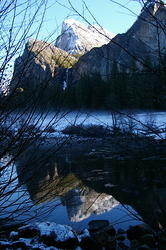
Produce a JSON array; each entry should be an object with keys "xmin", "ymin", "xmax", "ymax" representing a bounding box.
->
[{"xmin": 55, "ymin": 19, "xmax": 115, "ymax": 55}]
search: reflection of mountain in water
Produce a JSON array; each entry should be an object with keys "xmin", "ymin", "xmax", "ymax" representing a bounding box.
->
[
  {"xmin": 16, "ymin": 145, "xmax": 119, "ymax": 222},
  {"xmin": 16, "ymin": 143, "xmax": 166, "ymax": 229},
  {"xmin": 62, "ymin": 188, "xmax": 119, "ymax": 222},
  {"xmin": 78, "ymin": 158, "xmax": 166, "ymax": 230}
]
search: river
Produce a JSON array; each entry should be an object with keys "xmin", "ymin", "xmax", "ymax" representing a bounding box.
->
[{"xmin": 0, "ymin": 110, "xmax": 165, "ymax": 231}]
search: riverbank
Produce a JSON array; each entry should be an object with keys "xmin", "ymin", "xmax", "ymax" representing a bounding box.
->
[
  {"xmin": 0, "ymin": 220, "xmax": 166, "ymax": 250},
  {"xmin": 44, "ymin": 130, "xmax": 166, "ymax": 161}
]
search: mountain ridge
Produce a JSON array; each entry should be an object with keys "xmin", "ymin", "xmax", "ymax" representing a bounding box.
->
[
  {"xmin": 55, "ymin": 19, "xmax": 115, "ymax": 54},
  {"xmin": 72, "ymin": 1, "xmax": 166, "ymax": 81}
]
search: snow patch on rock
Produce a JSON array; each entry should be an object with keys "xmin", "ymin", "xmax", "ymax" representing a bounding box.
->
[{"xmin": 36, "ymin": 222, "xmax": 76, "ymax": 242}]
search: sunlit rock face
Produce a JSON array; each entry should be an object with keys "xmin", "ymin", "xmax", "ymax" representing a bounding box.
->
[
  {"xmin": 72, "ymin": 1, "xmax": 166, "ymax": 81},
  {"xmin": 11, "ymin": 39, "xmax": 77, "ymax": 90},
  {"xmin": 55, "ymin": 19, "xmax": 115, "ymax": 55},
  {"xmin": 11, "ymin": 19, "xmax": 114, "ymax": 92}
]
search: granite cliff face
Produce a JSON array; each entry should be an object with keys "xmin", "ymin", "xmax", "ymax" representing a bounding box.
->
[
  {"xmin": 11, "ymin": 19, "xmax": 114, "ymax": 91},
  {"xmin": 72, "ymin": 1, "xmax": 166, "ymax": 81},
  {"xmin": 55, "ymin": 19, "xmax": 115, "ymax": 55},
  {"xmin": 11, "ymin": 39, "xmax": 77, "ymax": 90},
  {"xmin": 11, "ymin": 2, "xmax": 166, "ymax": 92}
]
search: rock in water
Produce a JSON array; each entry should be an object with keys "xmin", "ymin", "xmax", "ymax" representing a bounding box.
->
[{"xmin": 88, "ymin": 220, "xmax": 110, "ymax": 232}]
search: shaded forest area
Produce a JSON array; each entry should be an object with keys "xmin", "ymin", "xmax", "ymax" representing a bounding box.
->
[
  {"xmin": 3, "ymin": 58, "xmax": 166, "ymax": 111},
  {"xmin": 64, "ymin": 56, "xmax": 166, "ymax": 110}
]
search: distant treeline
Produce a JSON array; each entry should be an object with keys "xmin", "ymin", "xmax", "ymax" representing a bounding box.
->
[
  {"xmin": 1, "ymin": 61, "xmax": 166, "ymax": 110},
  {"xmin": 60, "ymin": 59, "xmax": 166, "ymax": 110}
]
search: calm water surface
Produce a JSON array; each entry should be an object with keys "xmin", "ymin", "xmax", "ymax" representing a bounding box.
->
[{"xmin": 0, "ymin": 110, "xmax": 166, "ymax": 231}]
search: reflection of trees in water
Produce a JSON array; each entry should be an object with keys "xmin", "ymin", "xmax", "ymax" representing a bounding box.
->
[
  {"xmin": 16, "ymin": 146, "xmax": 81, "ymax": 204},
  {"xmin": 16, "ymin": 144, "xmax": 166, "ymax": 230}
]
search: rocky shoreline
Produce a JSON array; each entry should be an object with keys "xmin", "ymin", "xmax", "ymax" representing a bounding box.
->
[{"xmin": 0, "ymin": 220, "xmax": 166, "ymax": 250}]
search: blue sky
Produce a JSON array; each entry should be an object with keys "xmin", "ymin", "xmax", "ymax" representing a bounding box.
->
[
  {"xmin": 8, "ymin": 0, "xmax": 165, "ymax": 47},
  {"xmin": 4, "ymin": 0, "xmax": 165, "ymax": 62},
  {"xmin": 35, "ymin": 0, "xmax": 143, "ymax": 42}
]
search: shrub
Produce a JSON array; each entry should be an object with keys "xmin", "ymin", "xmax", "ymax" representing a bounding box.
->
[
  {"xmin": 62, "ymin": 124, "xmax": 111, "ymax": 137},
  {"xmin": 44, "ymin": 126, "xmax": 56, "ymax": 133}
]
